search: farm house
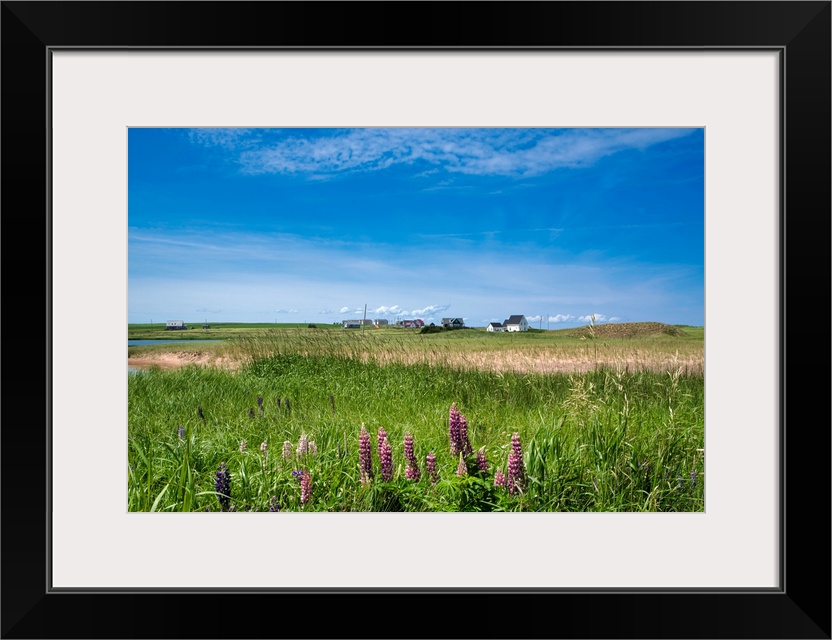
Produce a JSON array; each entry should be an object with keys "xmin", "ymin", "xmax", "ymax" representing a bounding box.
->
[
  {"xmin": 502, "ymin": 315, "xmax": 529, "ymax": 332},
  {"xmin": 165, "ymin": 320, "xmax": 188, "ymax": 331}
]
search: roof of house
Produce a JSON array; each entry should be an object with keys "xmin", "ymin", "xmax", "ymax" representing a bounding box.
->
[
  {"xmin": 442, "ymin": 317, "xmax": 464, "ymax": 323},
  {"xmin": 504, "ymin": 315, "xmax": 526, "ymax": 325},
  {"xmin": 488, "ymin": 322, "xmax": 503, "ymax": 327}
]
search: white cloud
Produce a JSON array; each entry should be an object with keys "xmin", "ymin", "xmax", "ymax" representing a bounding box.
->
[
  {"xmin": 549, "ymin": 314, "xmax": 577, "ymax": 323},
  {"xmin": 339, "ymin": 306, "xmax": 351, "ymax": 314},
  {"xmin": 223, "ymin": 128, "xmax": 695, "ymax": 178}
]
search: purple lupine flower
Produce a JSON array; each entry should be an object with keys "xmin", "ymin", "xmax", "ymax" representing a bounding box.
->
[
  {"xmin": 239, "ymin": 439, "xmax": 247, "ymax": 453},
  {"xmin": 292, "ymin": 469, "xmax": 303, "ymax": 481},
  {"xmin": 691, "ymin": 470, "xmax": 697, "ymax": 487},
  {"xmin": 507, "ymin": 432, "xmax": 526, "ymax": 496},
  {"xmin": 456, "ymin": 454, "xmax": 468, "ymax": 477},
  {"xmin": 215, "ymin": 462, "xmax": 231, "ymax": 511},
  {"xmin": 282, "ymin": 441, "xmax": 293, "ymax": 459},
  {"xmin": 459, "ymin": 412, "xmax": 473, "ymax": 457},
  {"xmin": 257, "ymin": 396, "xmax": 264, "ymax": 408},
  {"xmin": 377, "ymin": 427, "xmax": 388, "ymax": 459},
  {"xmin": 380, "ymin": 436, "xmax": 393, "ymax": 482},
  {"xmin": 300, "ymin": 470, "xmax": 312, "ymax": 505},
  {"xmin": 449, "ymin": 404, "xmax": 462, "ymax": 456},
  {"xmin": 297, "ymin": 433, "xmax": 309, "ymax": 457},
  {"xmin": 426, "ymin": 452, "xmax": 438, "ymax": 485},
  {"xmin": 359, "ymin": 425, "xmax": 373, "ymax": 484},
  {"xmin": 404, "ymin": 432, "xmax": 421, "ymax": 481},
  {"xmin": 269, "ymin": 496, "xmax": 281, "ymax": 512},
  {"xmin": 476, "ymin": 447, "xmax": 488, "ymax": 473},
  {"xmin": 177, "ymin": 425, "xmax": 185, "ymax": 441},
  {"xmin": 494, "ymin": 468, "xmax": 506, "ymax": 487}
]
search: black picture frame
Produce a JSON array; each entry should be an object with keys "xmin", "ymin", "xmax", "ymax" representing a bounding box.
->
[{"xmin": 2, "ymin": 2, "xmax": 829, "ymax": 638}]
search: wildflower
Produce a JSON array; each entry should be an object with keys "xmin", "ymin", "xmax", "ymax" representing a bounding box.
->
[
  {"xmin": 380, "ymin": 436, "xmax": 393, "ymax": 482},
  {"xmin": 308, "ymin": 441, "xmax": 318, "ymax": 456},
  {"xmin": 300, "ymin": 470, "xmax": 312, "ymax": 505},
  {"xmin": 426, "ymin": 452, "xmax": 438, "ymax": 485},
  {"xmin": 257, "ymin": 396, "xmax": 264, "ymax": 416},
  {"xmin": 248, "ymin": 408, "xmax": 255, "ymax": 419},
  {"xmin": 177, "ymin": 425, "xmax": 185, "ymax": 441},
  {"xmin": 476, "ymin": 447, "xmax": 488, "ymax": 473},
  {"xmin": 494, "ymin": 468, "xmax": 506, "ymax": 487},
  {"xmin": 297, "ymin": 433, "xmax": 309, "ymax": 457},
  {"xmin": 691, "ymin": 470, "xmax": 697, "ymax": 487},
  {"xmin": 239, "ymin": 439, "xmax": 247, "ymax": 453},
  {"xmin": 282, "ymin": 441, "xmax": 293, "ymax": 459},
  {"xmin": 359, "ymin": 425, "xmax": 373, "ymax": 484},
  {"xmin": 507, "ymin": 432, "xmax": 525, "ymax": 496},
  {"xmin": 292, "ymin": 469, "xmax": 303, "ymax": 481},
  {"xmin": 449, "ymin": 404, "xmax": 462, "ymax": 456},
  {"xmin": 459, "ymin": 413, "xmax": 473, "ymax": 457},
  {"xmin": 377, "ymin": 427, "xmax": 388, "ymax": 458},
  {"xmin": 449, "ymin": 404, "xmax": 473, "ymax": 457},
  {"xmin": 404, "ymin": 432, "xmax": 421, "ymax": 482},
  {"xmin": 269, "ymin": 496, "xmax": 281, "ymax": 512},
  {"xmin": 260, "ymin": 441, "xmax": 267, "ymax": 454},
  {"xmin": 215, "ymin": 462, "xmax": 231, "ymax": 511},
  {"xmin": 456, "ymin": 454, "xmax": 467, "ymax": 477}
]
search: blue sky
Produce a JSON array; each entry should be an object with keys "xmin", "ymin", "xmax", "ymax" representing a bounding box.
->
[{"xmin": 128, "ymin": 128, "xmax": 704, "ymax": 328}]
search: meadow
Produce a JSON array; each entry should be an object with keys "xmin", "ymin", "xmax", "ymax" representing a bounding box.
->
[{"xmin": 127, "ymin": 323, "xmax": 705, "ymax": 512}]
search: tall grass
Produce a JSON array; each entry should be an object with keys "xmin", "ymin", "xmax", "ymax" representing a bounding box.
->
[{"xmin": 128, "ymin": 349, "xmax": 704, "ymax": 512}]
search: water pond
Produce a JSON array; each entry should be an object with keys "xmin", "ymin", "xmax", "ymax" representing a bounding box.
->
[{"xmin": 128, "ymin": 339, "xmax": 222, "ymax": 374}]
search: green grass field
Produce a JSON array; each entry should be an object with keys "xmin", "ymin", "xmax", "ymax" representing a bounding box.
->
[{"xmin": 127, "ymin": 322, "xmax": 704, "ymax": 512}]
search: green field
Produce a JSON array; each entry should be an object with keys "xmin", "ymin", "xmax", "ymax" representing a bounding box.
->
[{"xmin": 127, "ymin": 322, "xmax": 704, "ymax": 512}]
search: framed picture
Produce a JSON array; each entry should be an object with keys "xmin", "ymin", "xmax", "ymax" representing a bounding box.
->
[{"xmin": 3, "ymin": 2, "xmax": 829, "ymax": 638}]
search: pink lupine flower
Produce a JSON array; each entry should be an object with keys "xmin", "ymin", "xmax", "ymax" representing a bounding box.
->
[
  {"xmin": 426, "ymin": 452, "xmax": 439, "ymax": 485},
  {"xmin": 449, "ymin": 404, "xmax": 473, "ymax": 457},
  {"xmin": 507, "ymin": 432, "xmax": 526, "ymax": 496},
  {"xmin": 300, "ymin": 470, "xmax": 312, "ymax": 505},
  {"xmin": 449, "ymin": 404, "xmax": 462, "ymax": 455},
  {"xmin": 476, "ymin": 447, "xmax": 488, "ymax": 473},
  {"xmin": 459, "ymin": 413, "xmax": 473, "ymax": 457},
  {"xmin": 494, "ymin": 468, "xmax": 506, "ymax": 487},
  {"xmin": 404, "ymin": 433, "xmax": 420, "ymax": 481},
  {"xmin": 239, "ymin": 439, "xmax": 247, "ymax": 453},
  {"xmin": 380, "ymin": 436, "xmax": 393, "ymax": 482},
  {"xmin": 308, "ymin": 441, "xmax": 318, "ymax": 456},
  {"xmin": 377, "ymin": 427, "xmax": 388, "ymax": 460},
  {"xmin": 260, "ymin": 441, "xmax": 267, "ymax": 454},
  {"xmin": 297, "ymin": 433, "xmax": 308, "ymax": 457},
  {"xmin": 359, "ymin": 425, "xmax": 373, "ymax": 484},
  {"xmin": 282, "ymin": 441, "xmax": 293, "ymax": 459},
  {"xmin": 456, "ymin": 454, "xmax": 467, "ymax": 477}
]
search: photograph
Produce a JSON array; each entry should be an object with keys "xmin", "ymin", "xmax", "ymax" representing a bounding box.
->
[
  {"xmin": 127, "ymin": 126, "xmax": 705, "ymax": 513},
  {"xmin": 2, "ymin": 0, "xmax": 828, "ymax": 637}
]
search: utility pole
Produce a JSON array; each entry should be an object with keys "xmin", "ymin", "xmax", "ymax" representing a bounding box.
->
[{"xmin": 362, "ymin": 304, "xmax": 367, "ymax": 334}]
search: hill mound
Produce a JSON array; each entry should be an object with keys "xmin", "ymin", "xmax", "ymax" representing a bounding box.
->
[{"xmin": 564, "ymin": 322, "xmax": 687, "ymax": 339}]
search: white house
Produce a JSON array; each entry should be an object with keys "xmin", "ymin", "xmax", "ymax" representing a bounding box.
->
[
  {"xmin": 441, "ymin": 318, "xmax": 465, "ymax": 329},
  {"xmin": 486, "ymin": 322, "xmax": 505, "ymax": 332},
  {"xmin": 503, "ymin": 315, "xmax": 529, "ymax": 332},
  {"xmin": 165, "ymin": 320, "xmax": 187, "ymax": 331}
]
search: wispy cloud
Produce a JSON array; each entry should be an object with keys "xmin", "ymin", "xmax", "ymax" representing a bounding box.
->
[
  {"xmin": 275, "ymin": 308, "xmax": 300, "ymax": 314},
  {"xmin": 190, "ymin": 128, "xmax": 696, "ymax": 178}
]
